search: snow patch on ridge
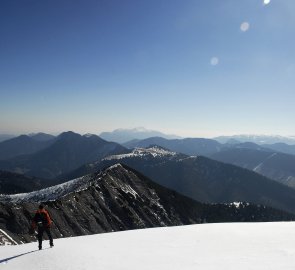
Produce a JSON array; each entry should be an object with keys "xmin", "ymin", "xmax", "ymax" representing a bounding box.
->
[
  {"xmin": 0, "ymin": 229, "xmax": 18, "ymax": 246},
  {"xmin": 229, "ymin": 202, "xmax": 250, "ymax": 208},
  {"xmin": 0, "ymin": 163, "xmax": 136, "ymax": 204},
  {"xmin": 0, "ymin": 174, "xmax": 94, "ymax": 203},
  {"xmin": 120, "ymin": 183, "xmax": 139, "ymax": 198},
  {"xmin": 103, "ymin": 146, "xmax": 177, "ymax": 161}
]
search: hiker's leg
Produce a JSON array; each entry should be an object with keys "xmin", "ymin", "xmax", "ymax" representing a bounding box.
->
[
  {"xmin": 37, "ymin": 227, "xmax": 44, "ymax": 249},
  {"xmin": 45, "ymin": 227, "xmax": 53, "ymax": 246}
]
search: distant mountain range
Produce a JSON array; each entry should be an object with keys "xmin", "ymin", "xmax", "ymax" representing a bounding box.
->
[
  {"xmin": 125, "ymin": 135, "xmax": 295, "ymax": 156},
  {"xmin": 210, "ymin": 148, "xmax": 295, "ymax": 188},
  {"xmin": 0, "ymin": 133, "xmax": 55, "ymax": 160},
  {"xmin": 1, "ymin": 130, "xmax": 295, "ymax": 193},
  {"xmin": 60, "ymin": 146, "xmax": 295, "ymax": 215},
  {"xmin": 2, "ymin": 131, "xmax": 295, "ymax": 145},
  {"xmin": 1, "ymin": 131, "xmax": 295, "ymax": 244},
  {"xmin": 262, "ymin": 143, "xmax": 295, "ymax": 156},
  {"xmin": 123, "ymin": 137, "xmax": 295, "ymax": 188},
  {"xmin": 214, "ymin": 135, "xmax": 295, "ymax": 145},
  {"xmin": 100, "ymin": 127, "xmax": 181, "ymax": 144},
  {"xmin": 0, "ymin": 131, "xmax": 127, "ymax": 179},
  {"xmin": 1, "ymin": 164, "xmax": 293, "ymax": 244}
]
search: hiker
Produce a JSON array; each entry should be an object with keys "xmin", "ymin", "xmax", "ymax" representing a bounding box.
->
[{"xmin": 31, "ymin": 204, "xmax": 54, "ymax": 250}]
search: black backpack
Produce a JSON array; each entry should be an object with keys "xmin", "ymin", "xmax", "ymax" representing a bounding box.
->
[{"xmin": 34, "ymin": 212, "xmax": 48, "ymax": 227}]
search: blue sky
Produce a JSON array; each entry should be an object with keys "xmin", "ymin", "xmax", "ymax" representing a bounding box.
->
[{"xmin": 0, "ymin": 0, "xmax": 294, "ymax": 137}]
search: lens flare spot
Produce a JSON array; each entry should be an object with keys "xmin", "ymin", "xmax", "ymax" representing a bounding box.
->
[
  {"xmin": 210, "ymin": 57, "xmax": 219, "ymax": 66},
  {"xmin": 263, "ymin": 0, "xmax": 271, "ymax": 5},
  {"xmin": 240, "ymin": 22, "xmax": 250, "ymax": 32}
]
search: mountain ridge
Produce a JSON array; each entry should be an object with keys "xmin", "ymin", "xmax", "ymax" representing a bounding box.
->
[
  {"xmin": 124, "ymin": 136, "xmax": 222, "ymax": 156},
  {"xmin": 1, "ymin": 163, "xmax": 293, "ymax": 245},
  {"xmin": 0, "ymin": 131, "xmax": 128, "ymax": 179},
  {"xmin": 59, "ymin": 147, "xmax": 295, "ymax": 215},
  {"xmin": 123, "ymin": 137, "xmax": 295, "ymax": 188},
  {"xmin": 0, "ymin": 170, "xmax": 49, "ymax": 194},
  {"xmin": 210, "ymin": 148, "xmax": 295, "ymax": 188}
]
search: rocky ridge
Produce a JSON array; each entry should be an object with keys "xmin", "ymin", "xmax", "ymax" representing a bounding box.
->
[{"xmin": 1, "ymin": 164, "xmax": 294, "ymax": 245}]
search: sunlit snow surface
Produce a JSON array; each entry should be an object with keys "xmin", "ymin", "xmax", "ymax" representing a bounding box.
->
[{"xmin": 1, "ymin": 222, "xmax": 295, "ymax": 270}]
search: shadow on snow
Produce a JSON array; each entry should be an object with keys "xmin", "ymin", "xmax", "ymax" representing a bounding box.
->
[{"xmin": 0, "ymin": 248, "xmax": 48, "ymax": 264}]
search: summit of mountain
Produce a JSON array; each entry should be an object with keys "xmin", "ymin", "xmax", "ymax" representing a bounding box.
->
[{"xmin": 104, "ymin": 145, "xmax": 181, "ymax": 161}]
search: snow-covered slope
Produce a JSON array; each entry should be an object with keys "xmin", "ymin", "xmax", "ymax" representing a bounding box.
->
[
  {"xmin": 1, "ymin": 222, "xmax": 295, "ymax": 269},
  {"xmin": 0, "ymin": 174, "xmax": 94, "ymax": 203}
]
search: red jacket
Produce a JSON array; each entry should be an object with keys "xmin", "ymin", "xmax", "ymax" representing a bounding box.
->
[{"xmin": 32, "ymin": 209, "xmax": 52, "ymax": 229}]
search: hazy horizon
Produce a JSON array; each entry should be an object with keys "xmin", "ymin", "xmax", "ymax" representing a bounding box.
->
[
  {"xmin": 1, "ymin": 0, "xmax": 294, "ymax": 137},
  {"xmin": 1, "ymin": 127, "xmax": 295, "ymax": 140}
]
